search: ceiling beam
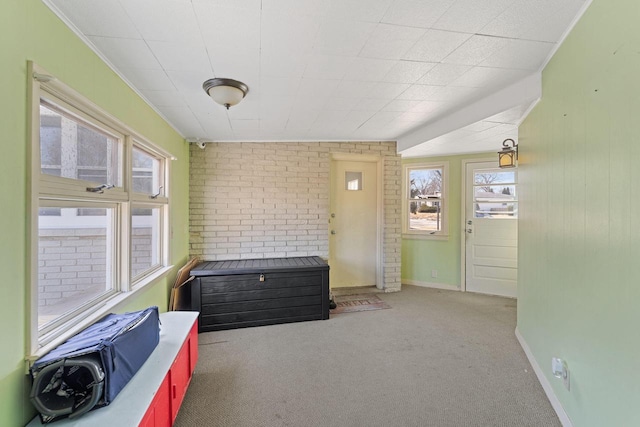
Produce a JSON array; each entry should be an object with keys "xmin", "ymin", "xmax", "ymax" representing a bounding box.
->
[{"xmin": 397, "ymin": 73, "xmax": 542, "ymax": 152}]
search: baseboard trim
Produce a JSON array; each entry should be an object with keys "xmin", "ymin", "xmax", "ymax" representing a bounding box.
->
[
  {"xmin": 515, "ymin": 328, "xmax": 573, "ymax": 427},
  {"xmin": 402, "ymin": 279, "xmax": 460, "ymax": 292}
]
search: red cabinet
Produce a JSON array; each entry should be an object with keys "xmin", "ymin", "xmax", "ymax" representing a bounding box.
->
[
  {"xmin": 170, "ymin": 340, "xmax": 190, "ymax": 422},
  {"xmin": 189, "ymin": 322, "xmax": 199, "ymax": 373},
  {"xmin": 140, "ymin": 375, "xmax": 171, "ymax": 427},
  {"xmin": 140, "ymin": 315, "xmax": 198, "ymax": 427}
]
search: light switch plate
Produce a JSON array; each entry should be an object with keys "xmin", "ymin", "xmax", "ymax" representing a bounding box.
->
[{"xmin": 552, "ymin": 357, "xmax": 570, "ymax": 391}]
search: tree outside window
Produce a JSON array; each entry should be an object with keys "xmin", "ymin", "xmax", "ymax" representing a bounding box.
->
[{"xmin": 404, "ymin": 162, "xmax": 448, "ymax": 237}]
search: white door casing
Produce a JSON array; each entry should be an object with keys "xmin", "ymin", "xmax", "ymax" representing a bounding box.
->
[
  {"xmin": 329, "ymin": 156, "xmax": 381, "ymax": 288},
  {"xmin": 463, "ymin": 161, "xmax": 518, "ymax": 298}
]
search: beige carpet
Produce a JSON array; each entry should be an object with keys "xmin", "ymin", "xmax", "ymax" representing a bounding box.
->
[{"xmin": 175, "ymin": 286, "xmax": 560, "ymax": 427}]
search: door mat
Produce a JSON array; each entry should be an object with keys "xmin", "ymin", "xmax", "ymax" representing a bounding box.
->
[{"xmin": 331, "ymin": 294, "xmax": 391, "ymax": 315}]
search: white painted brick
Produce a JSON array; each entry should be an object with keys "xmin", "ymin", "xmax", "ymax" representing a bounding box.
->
[
  {"xmin": 77, "ymin": 271, "xmax": 106, "ymax": 279},
  {"xmin": 44, "ymin": 259, "xmax": 78, "ymax": 267},
  {"xmin": 214, "ymin": 254, "xmax": 239, "ymax": 261},
  {"xmin": 217, "ymin": 231, "xmax": 241, "ymax": 237},
  {"xmin": 189, "ymin": 141, "xmax": 401, "ymax": 290},
  {"xmin": 264, "ymin": 241, "xmax": 287, "ymax": 247},
  {"xmin": 217, "ymin": 243, "xmax": 241, "ymax": 249}
]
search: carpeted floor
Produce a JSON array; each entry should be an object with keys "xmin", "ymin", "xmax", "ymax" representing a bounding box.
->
[{"xmin": 175, "ymin": 286, "xmax": 560, "ymax": 427}]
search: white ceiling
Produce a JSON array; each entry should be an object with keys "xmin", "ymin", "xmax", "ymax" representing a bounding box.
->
[
  {"xmin": 399, "ymin": 103, "xmax": 530, "ymax": 157},
  {"xmin": 46, "ymin": 0, "xmax": 589, "ymax": 156}
]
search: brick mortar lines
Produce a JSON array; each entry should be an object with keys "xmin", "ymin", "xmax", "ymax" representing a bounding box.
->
[{"xmin": 189, "ymin": 142, "xmax": 401, "ymax": 291}]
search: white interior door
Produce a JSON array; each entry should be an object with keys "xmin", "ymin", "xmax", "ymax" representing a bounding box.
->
[
  {"xmin": 465, "ymin": 161, "xmax": 518, "ymax": 297},
  {"xmin": 329, "ymin": 159, "xmax": 378, "ymax": 288}
]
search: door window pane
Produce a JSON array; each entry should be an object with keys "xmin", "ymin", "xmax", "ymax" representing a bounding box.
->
[
  {"xmin": 40, "ymin": 101, "xmax": 121, "ymax": 186},
  {"xmin": 132, "ymin": 207, "xmax": 161, "ymax": 278},
  {"xmin": 38, "ymin": 207, "xmax": 115, "ymax": 328},
  {"xmin": 473, "ymin": 169, "xmax": 518, "ymax": 218},
  {"xmin": 474, "ymin": 170, "xmax": 516, "ymax": 185},
  {"xmin": 474, "ymin": 185, "xmax": 517, "ymax": 200},
  {"xmin": 474, "ymin": 202, "xmax": 518, "ymax": 218},
  {"xmin": 345, "ymin": 171, "xmax": 362, "ymax": 191}
]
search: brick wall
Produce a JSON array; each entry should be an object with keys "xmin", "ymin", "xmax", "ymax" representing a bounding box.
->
[
  {"xmin": 38, "ymin": 227, "xmax": 154, "ymax": 308},
  {"xmin": 132, "ymin": 226, "xmax": 154, "ymax": 277},
  {"xmin": 39, "ymin": 228, "xmax": 107, "ymax": 308},
  {"xmin": 189, "ymin": 141, "xmax": 402, "ymax": 292}
]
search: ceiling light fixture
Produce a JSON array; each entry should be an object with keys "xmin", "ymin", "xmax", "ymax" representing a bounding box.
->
[
  {"xmin": 498, "ymin": 138, "xmax": 518, "ymax": 168},
  {"xmin": 202, "ymin": 78, "xmax": 248, "ymax": 110}
]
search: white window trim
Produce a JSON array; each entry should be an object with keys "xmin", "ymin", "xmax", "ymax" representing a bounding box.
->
[
  {"xmin": 402, "ymin": 161, "xmax": 449, "ymax": 240},
  {"xmin": 27, "ymin": 62, "xmax": 175, "ymax": 360}
]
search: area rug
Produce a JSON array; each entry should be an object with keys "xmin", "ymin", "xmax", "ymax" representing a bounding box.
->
[{"xmin": 331, "ymin": 294, "xmax": 391, "ymax": 314}]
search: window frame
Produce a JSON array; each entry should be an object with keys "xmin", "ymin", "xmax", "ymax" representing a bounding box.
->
[
  {"xmin": 130, "ymin": 202, "xmax": 166, "ymax": 282},
  {"xmin": 37, "ymin": 200, "xmax": 120, "ymax": 340},
  {"xmin": 131, "ymin": 142, "xmax": 168, "ymax": 200},
  {"xmin": 28, "ymin": 62, "xmax": 175, "ymax": 358},
  {"xmin": 402, "ymin": 161, "xmax": 449, "ymax": 240}
]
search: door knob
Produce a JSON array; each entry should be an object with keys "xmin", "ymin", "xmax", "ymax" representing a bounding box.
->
[
  {"xmin": 466, "ymin": 228, "xmax": 472, "ymax": 234},
  {"xmin": 331, "ymin": 230, "xmax": 336, "ymax": 235}
]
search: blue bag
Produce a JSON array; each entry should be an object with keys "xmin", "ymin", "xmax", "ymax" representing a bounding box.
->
[{"xmin": 30, "ymin": 306, "xmax": 160, "ymax": 423}]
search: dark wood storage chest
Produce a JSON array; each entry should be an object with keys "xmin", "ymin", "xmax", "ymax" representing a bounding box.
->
[{"xmin": 190, "ymin": 256, "xmax": 330, "ymax": 332}]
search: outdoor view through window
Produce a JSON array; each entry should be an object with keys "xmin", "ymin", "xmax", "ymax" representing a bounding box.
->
[
  {"xmin": 473, "ymin": 170, "xmax": 518, "ymax": 218},
  {"xmin": 37, "ymin": 100, "xmax": 164, "ymax": 333},
  {"xmin": 409, "ymin": 167, "xmax": 443, "ymax": 232}
]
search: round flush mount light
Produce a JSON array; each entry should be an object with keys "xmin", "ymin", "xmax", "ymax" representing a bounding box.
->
[{"xmin": 202, "ymin": 78, "xmax": 249, "ymax": 110}]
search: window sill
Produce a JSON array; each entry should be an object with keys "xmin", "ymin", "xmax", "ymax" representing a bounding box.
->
[
  {"xmin": 27, "ymin": 265, "xmax": 174, "ymax": 367},
  {"xmin": 402, "ymin": 233, "xmax": 449, "ymax": 241}
]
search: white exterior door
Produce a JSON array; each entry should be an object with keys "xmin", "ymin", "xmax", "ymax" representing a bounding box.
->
[
  {"xmin": 329, "ymin": 159, "xmax": 378, "ymax": 288},
  {"xmin": 465, "ymin": 161, "xmax": 518, "ymax": 297}
]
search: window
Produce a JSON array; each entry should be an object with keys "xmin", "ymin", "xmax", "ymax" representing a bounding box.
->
[
  {"xmin": 472, "ymin": 169, "xmax": 517, "ymax": 218},
  {"xmin": 40, "ymin": 101, "xmax": 121, "ymax": 185},
  {"xmin": 30, "ymin": 64, "xmax": 173, "ymax": 353},
  {"xmin": 345, "ymin": 171, "xmax": 362, "ymax": 191},
  {"xmin": 403, "ymin": 162, "xmax": 449, "ymax": 238}
]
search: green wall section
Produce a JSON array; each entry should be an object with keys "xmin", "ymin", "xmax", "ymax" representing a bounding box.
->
[
  {"xmin": 518, "ymin": 0, "xmax": 640, "ymax": 425},
  {"xmin": 0, "ymin": 1, "xmax": 189, "ymax": 425},
  {"xmin": 401, "ymin": 153, "xmax": 490, "ymax": 288}
]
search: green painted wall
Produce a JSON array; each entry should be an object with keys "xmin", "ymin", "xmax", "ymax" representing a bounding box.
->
[
  {"xmin": 0, "ymin": 1, "xmax": 189, "ymax": 425},
  {"xmin": 518, "ymin": 0, "xmax": 640, "ymax": 425},
  {"xmin": 401, "ymin": 153, "xmax": 491, "ymax": 288}
]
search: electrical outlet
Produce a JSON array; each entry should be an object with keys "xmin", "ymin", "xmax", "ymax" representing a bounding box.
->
[{"xmin": 431, "ymin": 269, "xmax": 438, "ymax": 278}]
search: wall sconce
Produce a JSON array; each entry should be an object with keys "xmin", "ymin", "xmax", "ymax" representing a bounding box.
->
[
  {"xmin": 202, "ymin": 78, "xmax": 248, "ymax": 110},
  {"xmin": 498, "ymin": 138, "xmax": 518, "ymax": 168}
]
